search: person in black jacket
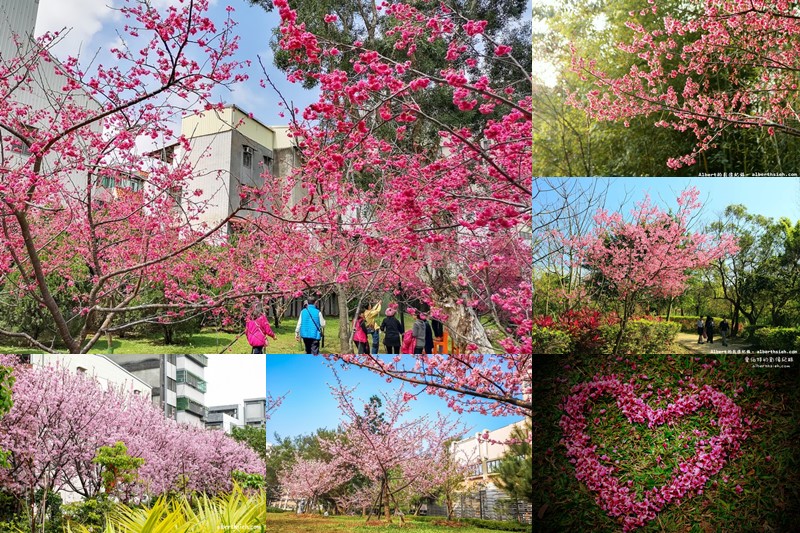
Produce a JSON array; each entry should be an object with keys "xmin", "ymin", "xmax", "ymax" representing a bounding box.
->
[
  {"xmin": 705, "ymin": 316, "xmax": 715, "ymax": 344},
  {"xmin": 380, "ymin": 307, "xmax": 404, "ymax": 354}
]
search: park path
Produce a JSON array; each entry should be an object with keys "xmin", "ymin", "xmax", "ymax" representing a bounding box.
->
[{"xmin": 673, "ymin": 332, "xmax": 752, "ymax": 354}]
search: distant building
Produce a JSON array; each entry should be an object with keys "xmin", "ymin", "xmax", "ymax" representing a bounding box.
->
[
  {"xmin": 206, "ymin": 404, "xmax": 242, "ymax": 433},
  {"xmin": 108, "ymin": 354, "xmax": 208, "ymax": 428},
  {"xmin": 442, "ymin": 420, "xmax": 532, "ymax": 524},
  {"xmin": 206, "ymin": 397, "xmax": 266, "ymax": 433},
  {"xmin": 0, "ymin": 0, "xmax": 99, "ymax": 193},
  {"xmin": 243, "ymin": 397, "xmax": 267, "ymax": 427}
]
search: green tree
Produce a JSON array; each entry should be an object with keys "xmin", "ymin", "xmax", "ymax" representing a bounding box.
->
[
  {"xmin": 0, "ymin": 364, "xmax": 14, "ymax": 469},
  {"xmin": 706, "ymin": 206, "xmax": 800, "ymax": 332},
  {"xmin": 232, "ymin": 426, "xmax": 268, "ymax": 462},
  {"xmin": 494, "ymin": 419, "xmax": 532, "ymax": 505},
  {"xmin": 92, "ymin": 442, "xmax": 144, "ymax": 503}
]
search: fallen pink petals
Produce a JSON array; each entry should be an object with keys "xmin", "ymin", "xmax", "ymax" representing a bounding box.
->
[{"xmin": 559, "ymin": 376, "xmax": 748, "ymax": 531}]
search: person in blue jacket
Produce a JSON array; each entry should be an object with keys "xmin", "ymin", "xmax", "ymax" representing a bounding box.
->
[{"xmin": 295, "ymin": 297, "xmax": 326, "ymax": 354}]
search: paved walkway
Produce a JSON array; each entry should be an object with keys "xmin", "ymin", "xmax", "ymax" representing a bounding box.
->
[{"xmin": 673, "ymin": 332, "xmax": 753, "ymax": 354}]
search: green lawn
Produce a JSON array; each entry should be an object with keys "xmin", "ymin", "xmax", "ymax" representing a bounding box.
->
[
  {"xmin": 532, "ymin": 353, "xmax": 799, "ymax": 532},
  {"xmin": 266, "ymin": 514, "xmax": 526, "ymax": 532}
]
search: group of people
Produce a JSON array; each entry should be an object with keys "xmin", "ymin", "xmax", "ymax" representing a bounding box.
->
[
  {"xmin": 353, "ymin": 303, "xmax": 440, "ymax": 354},
  {"xmin": 243, "ymin": 296, "xmax": 445, "ymax": 355},
  {"xmin": 696, "ymin": 316, "xmax": 731, "ymax": 346}
]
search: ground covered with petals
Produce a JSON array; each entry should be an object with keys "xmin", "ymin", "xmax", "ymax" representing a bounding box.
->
[{"xmin": 532, "ymin": 354, "xmax": 799, "ymax": 532}]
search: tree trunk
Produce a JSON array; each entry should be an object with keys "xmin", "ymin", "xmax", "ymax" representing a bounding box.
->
[
  {"xmin": 337, "ymin": 283, "xmax": 350, "ymax": 354},
  {"xmin": 613, "ymin": 295, "xmax": 634, "ymax": 357},
  {"xmin": 666, "ymin": 297, "xmax": 674, "ymax": 321},
  {"xmin": 382, "ymin": 478, "xmax": 391, "ymax": 523}
]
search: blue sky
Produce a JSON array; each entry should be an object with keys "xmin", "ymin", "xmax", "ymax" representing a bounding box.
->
[
  {"xmin": 602, "ymin": 177, "xmax": 800, "ymax": 223},
  {"xmin": 266, "ymin": 354, "xmax": 525, "ymax": 444},
  {"xmin": 539, "ymin": 178, "xmax": 800, "ymax": 228},
  {"xmin": 35, "ymin": 0, "xmax": 319, "ymax": 127}
]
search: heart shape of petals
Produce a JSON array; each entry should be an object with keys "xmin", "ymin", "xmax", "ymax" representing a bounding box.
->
[{"xmin": 559, "ymin": 376, "xmax": 748, "ymax": 531}]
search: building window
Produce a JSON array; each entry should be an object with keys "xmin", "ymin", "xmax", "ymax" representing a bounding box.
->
[
  {"xmin": 262, "ymin": 155, "xmax": 273, "ymax": 174},
  {"xmin": 176, "ymin": 369, "xmax": 206, "ymax": 392},
  {"xmin": 242, "ymin": 145, "xmax": 253, "ymax": 168},
  {"xmin": 176, "ymin": 396, "xmax": 206, "ymax": 417},
  {"xmin": 184, "ymin": 354, "xmax": 208, "ymax": 367},
  {"xmin": 167, "ymin": 354, "xmax": 177, "ymax": 365},
  {"xmin": 76, "ymin": 366, "xmax": 87, "ymax": 374},
  {"xmin": 133, "ymin": 389, "xmax": 141, "ymax": 395},
  {"xmin": 166, "ymin": 376, "xmax": 177, "ymax": 392},
  {"xmin": 486, "ymin": 459, "xmax": 501, "ymax": 474}
]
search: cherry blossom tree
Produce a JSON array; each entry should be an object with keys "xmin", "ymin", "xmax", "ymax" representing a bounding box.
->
[
  {"xmin": 320, "ymin": 379, "xmax": 466, "ymax": 523},
  {"xmin": 568, "ymin": 0, "xmax": 800, "ymax": 169},
  {"xmin": 235, "ymin": 0, "xmax": 533, "ymax": 353},
  {"xmin": 560, "ymin": 188, "xmax": 738, "ymax": 355},
  {"xmin": 266, "ymin": 392, "xmax": 286, "ymax": 421},
  {"xmin": 0, "ymin": 0, "xmax": 258, "ymax": 353},
  {"xmin": 278, "ymin": 455, "xmax": 346, "ymax": 513}
]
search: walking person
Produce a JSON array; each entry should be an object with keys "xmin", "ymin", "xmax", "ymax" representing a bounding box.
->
[
  {"xmin": 352, "ymin": 309, "xmax": 370, "ymax": 354},
  {"xmin": 245, "ymin": 301, "xmax": 277, "ymax": 354},
  {"xmin": 364, "ymin": 301, "xmax": 382, "ymax": 354},
  {"xmin": 696, "ymin": 317, "xmax": 705, "ymax": 344},
  {"xmin": 411, "ymin": 310, "xmax": 426, "ymax": 354},
  {"xmin": 295, "ymin": 296, "xmax": 325, "ymax": 354},
  {"xmin": 705, "ymin": 316, "xmax": 715, "ymax": 344},
  {"xmin": 412, "ymin": 311, "xmax": 434, "ymax": 355},
  {"xmin": 719, "ymin": 318, "xmax": 730, "ymax": 346},
  {"xmin": 380, "ymin": 305, "xmax": 404, "ymax": 354}
]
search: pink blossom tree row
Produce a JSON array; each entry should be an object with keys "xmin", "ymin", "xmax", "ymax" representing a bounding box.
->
[{"xmin": 0, "ymin": 358, "xmax": 265, "ymax": 532}]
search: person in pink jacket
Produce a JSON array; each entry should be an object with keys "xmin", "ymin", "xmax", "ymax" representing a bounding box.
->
[{"xmin": 245, "ymin": 302, "xmax": 276, "ymax": 354}]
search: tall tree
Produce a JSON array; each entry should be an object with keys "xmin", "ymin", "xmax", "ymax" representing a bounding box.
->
[
  {"xmin": 321, "ymin": 379, "xmax": 465, "ymax": 523},
  {"xmin": 494, "ymin": 419, "xmax": 532, "ymax": 506}
]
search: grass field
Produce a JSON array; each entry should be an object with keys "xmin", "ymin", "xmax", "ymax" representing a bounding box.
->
[
  {"xmin": 266, "ymin": 514, "xmax": 525, "ymax": 532},
  {"xmin": 532, "ymin": 353, "xmax": 800, "ymax": 532},
  {"xmin": 0, "ymin": 318, "xmax": 343, "ymax": 354}
]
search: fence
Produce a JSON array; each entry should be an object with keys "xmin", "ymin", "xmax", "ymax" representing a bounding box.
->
[{"xmin": 427, "ymin": 485, "xmax": 532, "ymax": 524}]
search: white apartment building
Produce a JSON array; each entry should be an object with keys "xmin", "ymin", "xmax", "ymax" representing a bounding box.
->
[
  {"xmin": 29, "ymin": 354, "xmax": 152, "ymax": 397},
  {"xmin": 206, "ymin": 397, "xmax": 267, "ymax": 433},
  {"xmin": 148, "ymin": 105, "xmax": 301, "ymax": 235},
  {"xmin": 108, "ymin": 354, "xmax": 208, "ymax": 428}
]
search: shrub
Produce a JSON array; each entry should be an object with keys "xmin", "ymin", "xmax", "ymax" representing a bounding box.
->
[
  {"xmin": 532, "ymin": 325, "xmax": 570, "ymax": 354},
  {"xmin": 751, "ymin": 327, "xmax": 800, "ymax": 351},
  {"xmin": 557, "ymin": 309, "xmax": 614, "ymax": 354},
  {"xmin": 62, "ymin": 497, "xmax": 117, "ymax": 532},
  {"xmin": 267, "ymin": 507, "xmax": 287, "ymax": 513},
  {"xmin": 459, "ymin": 517, "xmax": 532, "ymax": 531},
  {"xmin": 599, "ymin": 319, "xmax": 680, "ymax": 354}
]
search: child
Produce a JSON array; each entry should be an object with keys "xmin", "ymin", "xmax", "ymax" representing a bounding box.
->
[{"xmin": 245, "ymin": 302, "xmax": 276, "ymax": 354}]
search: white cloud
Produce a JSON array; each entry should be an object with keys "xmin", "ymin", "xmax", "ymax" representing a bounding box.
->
[{"xmin": 35, "ymin": 0, "xmax": 120, "ymax": 58}]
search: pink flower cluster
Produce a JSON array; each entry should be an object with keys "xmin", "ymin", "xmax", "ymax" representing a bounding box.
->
[{"xmin": 559, "ymin": 376, "xmax": 747, "ymax": 531}]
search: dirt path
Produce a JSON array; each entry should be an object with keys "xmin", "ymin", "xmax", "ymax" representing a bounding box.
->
[{"xmin": 673, "ymin": 332, "xmax": 752, "ymax": 354}]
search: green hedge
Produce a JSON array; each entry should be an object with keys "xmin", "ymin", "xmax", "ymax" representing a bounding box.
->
[
  {"xmin": 532, "ymin": 325, "xmax": 571, "ymax": 355},
  {"xmin": 266, "ymin": 507, "xmax": 287, "ymax": 513},
  {"xmin": 751, "ymin": 327, "xmax": 800, "ymax": 351},
  {"xmin": 599, "ymin": 319, "xmax": 681, "ymax": 354}
]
